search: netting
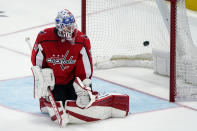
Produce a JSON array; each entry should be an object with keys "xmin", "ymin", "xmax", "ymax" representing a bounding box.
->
[
  {"xmin": 175, "ymin": 0, "xmax": 197, "ymax": 101},
  {"xmin": 85, "ymin": 0, "xmax": 197, "ymax": 101},
  {"xmin": 86, "ymin": 0, "xmax": 169, "ymax": 67}
]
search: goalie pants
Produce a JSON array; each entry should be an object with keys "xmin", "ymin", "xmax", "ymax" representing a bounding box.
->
[
  {"xmin": 51, "ymin": 79, "xmax": 77, "ymax": 106},
  {"xmin": 39, "ymin": 79, "xmax": 77, "ymax": 110}
]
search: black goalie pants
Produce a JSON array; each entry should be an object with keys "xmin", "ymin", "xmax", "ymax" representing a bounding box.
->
[{"xmin": 52, "ymin": 79, "xmax": 77, "ymax": 106}]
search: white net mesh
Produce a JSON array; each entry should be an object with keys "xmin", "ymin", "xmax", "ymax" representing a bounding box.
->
[
  {"xmin": 86, "ymin": 0, "xmax": 169, "ymax": 67},
  {"xmin": 85, "ymin": 0, "xmax": 197, "ymax": 101},
  {"xmin": 175, "ymin": 0, "xmax": 197, "ymax": 101}
]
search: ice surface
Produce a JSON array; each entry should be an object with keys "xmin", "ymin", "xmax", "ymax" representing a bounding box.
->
[{"xmin": 0, "ymin": 0, "xmax": 197, "ymax": 131}]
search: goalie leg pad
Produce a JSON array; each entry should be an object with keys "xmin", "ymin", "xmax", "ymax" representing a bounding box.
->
[
  {"xmin": 65, "ymin": 93, "xmax": 129, "ymax": 123},
  {"xmin": 39, "ymin": 98, "xmax": 68, "ymax": 125},
  {"xmin": 49, "ymin": 101, "xmax": 68, "ymax": 124},
  {"xmin": 111, "ymin": 94, "xmax": 129, "ymax": 117},
  {"xmin": 39, "ymin": 97, "xmax": 50, "ymax": 113}
]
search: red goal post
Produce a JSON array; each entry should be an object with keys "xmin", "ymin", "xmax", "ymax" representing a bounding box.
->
[
  {"xmin": 170, "ymin": 0, "xmax": 176, "ymax": 102},
  {"xmin": 81, "ymin": 0, "xmax": 197, "ymax": 102}
]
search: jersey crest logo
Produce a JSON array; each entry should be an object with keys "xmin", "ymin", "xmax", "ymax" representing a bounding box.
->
[{"xmin": 46, "ymin": 50, "xmax": 76, "ymax": 71}]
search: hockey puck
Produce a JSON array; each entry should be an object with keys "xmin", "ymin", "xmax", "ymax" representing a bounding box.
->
[{"xmin": 143, "ymin": 41, "xmax": 149, "ymax": 46}]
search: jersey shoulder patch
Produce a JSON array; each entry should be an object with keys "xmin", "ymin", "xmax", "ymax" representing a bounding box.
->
[
  {"xmin": 38, "ymin": 27, "xmax": 55, "ymax": 36},
  {"xmin": 81, "ymin": 35, "xmax": 88, "ymax": 39},
  {"xmin": 36, "ymin": 27, "xmax": 58, "ymax": 44},
  {"xmin": 39, "ymin": 30, "xmax": 47, "ymax": 35}
]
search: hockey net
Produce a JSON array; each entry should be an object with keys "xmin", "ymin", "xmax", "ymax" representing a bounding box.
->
[{"xmin": 82, "ymin": 0, "xmax": 197, "ymax": 102}]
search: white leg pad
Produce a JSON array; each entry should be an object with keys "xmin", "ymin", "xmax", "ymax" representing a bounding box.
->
[
  {"xmin": 65, "ymin": 93, "xmax": 129, "ymax": 123},
  {"xmin": 39, "ymin": 98, "xmax": 68, "ymax": 126}
]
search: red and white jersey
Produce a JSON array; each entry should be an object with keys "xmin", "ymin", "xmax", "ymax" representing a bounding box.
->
[{"xmin": 31, "ymin": 27, "xmax": 93, "ymax": 85}]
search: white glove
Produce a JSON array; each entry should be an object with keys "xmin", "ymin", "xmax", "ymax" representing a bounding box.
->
[
  {"xmin": 31, "ymin": 66, "xmax": 55, "ymax": 99},
  {"xmin": 76, "ymin": 91, "xmax": 90, "ymax": 108},
  {"xmin": 73, "ymin": 77, "xmax": 96, "ymax": 108},
  {"xmin": 82, "ymin": 79, "xmax": 92, "ymax": 88}
]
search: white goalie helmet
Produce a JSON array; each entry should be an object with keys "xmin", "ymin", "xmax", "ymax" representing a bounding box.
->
[{"xmin": 55, "ymin": 9, "xmax": 77, "ymax": 41}]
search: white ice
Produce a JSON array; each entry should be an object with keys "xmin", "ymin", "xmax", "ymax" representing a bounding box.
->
[{"xmin": 0, "ymin": 0, "xmax": 197, "ymax": 131}]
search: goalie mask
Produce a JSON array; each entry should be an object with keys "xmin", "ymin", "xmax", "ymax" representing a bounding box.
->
[{"xmin": 55, "ymin": 9, "xmax": 77, "ymax": 41}]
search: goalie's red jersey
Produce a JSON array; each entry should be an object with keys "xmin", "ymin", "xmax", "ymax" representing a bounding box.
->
[{"xmin": 31, "ymin": 27, "xmax": 93, "ymax": 85}]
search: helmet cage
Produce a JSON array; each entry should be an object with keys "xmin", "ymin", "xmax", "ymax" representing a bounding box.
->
[{"xmin": 55, "ymin": 10, "xmax": 77, "ymax": 41}]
